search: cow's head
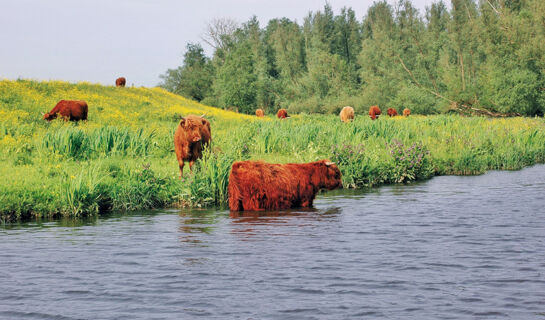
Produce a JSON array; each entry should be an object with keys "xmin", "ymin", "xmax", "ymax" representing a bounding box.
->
[
  {"xmin": 43, "ymin": 112, "xmax": 55, "ymax": 121},
  {"xmin": 319, "ymin": 160, "xmax": 342, "ymax": 190},
  {"xmin": 180, "ymin": 117, "xmax": 202, "ymax": 142}
]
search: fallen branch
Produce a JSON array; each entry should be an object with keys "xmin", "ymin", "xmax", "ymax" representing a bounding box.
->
[{"xmin": 447, "ymin": 102, "xmax": 521, "ymax": 117}]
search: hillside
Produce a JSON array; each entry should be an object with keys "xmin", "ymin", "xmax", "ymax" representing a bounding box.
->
[
  {"xmin": 0, "ymin": 79, "xmax": 251, "ymax": 125},
  {"xmin": 0, "ymin": 79, "xmax": 252, "ymax": 221}
]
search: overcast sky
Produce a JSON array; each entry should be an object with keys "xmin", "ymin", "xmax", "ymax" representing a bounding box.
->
[{"xmin": 1, "ymin": 0, "xmax": 438, "ymax": 87}]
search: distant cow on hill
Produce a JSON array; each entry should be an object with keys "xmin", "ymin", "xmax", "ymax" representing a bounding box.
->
[
  {"xmin": 174, "ymin": 115, "xmax": 211, "ymax": 177},
  {"xmin": 43, "ymin": 100, "xmax": 88, "ymax": 121},
  {"xmin": 277, "ymin": 108, "xmax": 288, "ymax": 119},
  {"xmin": 256, "ymin": 109, "xmax": 265, "ymax": 117},
  {"xmin": 369, "ymin": 105, "xmax": 381, "ymax": 120},
  {"xmin": 228, "ymin": 160, "xmax": 342, "ymax": 211},
  {"xmin": 387, "ymin": 108, "xmax": 398, "ymax": 117},
  {"xmin": 340, "ymin": 106, "xmax": 355, "ymax": 123},
  {"xmin": 115, "ymin": 77, "xmax": 126, "ymax": 87},
  {"xmin": 403, "ymin": 108, "xmax": 411, "ymax": 117}
]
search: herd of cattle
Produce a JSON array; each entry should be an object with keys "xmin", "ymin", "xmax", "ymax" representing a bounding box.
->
[{"xmin": 42, "ymin": 78, "xmax": 410, "ymax": 212}]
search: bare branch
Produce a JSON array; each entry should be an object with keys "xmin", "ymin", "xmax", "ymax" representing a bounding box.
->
[{"xmin": 200, "ymin": 17, "xmax": 239, "ymax": 51}]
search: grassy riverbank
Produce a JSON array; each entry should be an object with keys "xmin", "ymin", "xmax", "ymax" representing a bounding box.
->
[{"xmin": 1, "ymin": 79, "xmax": 545, "ymax": 222}]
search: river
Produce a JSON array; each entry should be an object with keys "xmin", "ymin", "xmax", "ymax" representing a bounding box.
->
[{"xmin": 1, "ymin": 165, "xmax": 544, "ymax": 319}]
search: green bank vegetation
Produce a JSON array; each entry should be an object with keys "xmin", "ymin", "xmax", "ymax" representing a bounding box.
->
[{"xmin": 1, "ymin": 80, "xmax": 545, "ymax": 222}]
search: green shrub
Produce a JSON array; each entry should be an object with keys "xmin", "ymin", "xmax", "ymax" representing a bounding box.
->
[{"xmin": 388, "ymin": 140, "xmax": 434, "ymax": 183}]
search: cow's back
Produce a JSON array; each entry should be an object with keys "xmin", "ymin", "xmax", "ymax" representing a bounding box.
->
[
  {"xmin": 340, "ymin": 106, "xmax": 354, "ymax": 123},
  {"xmin": 228, "ymin": 160, "xmax": 341, "ymax": 211},
  {"xmin": 70, "ymin": 101, "xmax": 88, "ymax": 120},
  {"xmin": 47, "ymin": 100, "xmax": 88, "ymax": 121},
  {"xmin": 229, "ymin": 161, "xmax": 295, "ymax": 211},
  {"xmin": 116, "ymin": 77, "xmax": 126, "ymax": 87},
  {"xmin": 387, "ymin": 108, "xmax": 398, "ymax": 117},
  {"xmin": 277, "ymin": 109, "xmax": 288, "ymax": 119}
]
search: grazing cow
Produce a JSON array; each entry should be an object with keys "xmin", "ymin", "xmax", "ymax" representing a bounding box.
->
[
  {"xmin": 403, "ymin": 108, "xmax": 411, "ymax": 117},
  {"xmin": 115, "ymin": 77, "xmax": 126, "ymax": 87},
  {"xmin": 369, "ymin": 105, "xmax": 381, "ymax": 120},
  {"xmin": 340, "ymin": 106, "xmax": 355, "ymax": 123},
  {"xmin": 228, "ymin": 160, "xmax": 342, "ymax": 211},
  {"xmin": 256, "ymin": 109, "xmax": 265, "ymax": 117},
  {"xmin": 43, "ymin": 100, "xmax": 88, "ymax": 121},
  {"xmin": 387, "ymin": 108, "xmax": 398, "ymax": 117},
  {"xmin": 277, "ymin": 108, "xmax": 288, "ymax": 119},
  {"xmin": 174, "ymin": 115, "xmax": 211, "ymax": 177}
]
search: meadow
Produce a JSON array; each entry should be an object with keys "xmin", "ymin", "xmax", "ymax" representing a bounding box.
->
[{"xmin": 1, "ymin": 79, "xmax": 545, "ymax": 222}]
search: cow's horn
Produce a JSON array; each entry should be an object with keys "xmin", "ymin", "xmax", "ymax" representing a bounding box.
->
[
  {"xmin": 200, "ymin": 114, "xmax": 206, "ymax": 118},
  {"xmin": 325, "ymin": 161, "xmax": 335, "ymax": 166}
]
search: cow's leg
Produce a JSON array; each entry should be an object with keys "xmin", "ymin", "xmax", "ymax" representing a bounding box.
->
[
  {"xmin": 189, "ymin": 160, "xmax": 195, "ymax": 172},
  {"xmin": 301, "ymin": 198, "xmax": 314, "ymax": 208},
  {"xmin": 178, "ymin": 161, "xmax": 184, "ymax": 179},
  {"xmin": 243, "ymin": 198, "xmax": 264, "ymax": 211}
]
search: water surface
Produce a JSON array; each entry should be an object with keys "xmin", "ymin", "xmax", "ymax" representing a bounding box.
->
[{"xmin": 1, "ymin": 165, "xmax": 545, "ymax": 319}]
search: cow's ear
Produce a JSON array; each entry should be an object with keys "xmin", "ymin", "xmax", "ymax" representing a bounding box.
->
[{"xmin": 179, "ymin": 118, "xmax": 186, "ymax": 126}]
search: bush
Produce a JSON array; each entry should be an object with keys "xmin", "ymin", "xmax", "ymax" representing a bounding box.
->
[
  {"xmin": 189, "ymin": 149, "xmax": 237, "ymax": 207},
  {"xmin": 388, "ymin": 140, "xmax": 434, "ymax": 183}
]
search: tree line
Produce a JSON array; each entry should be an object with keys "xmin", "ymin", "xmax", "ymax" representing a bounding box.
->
[{"xmin": 160, "ymin": 0, "xmax": 545, "ymax": 116}]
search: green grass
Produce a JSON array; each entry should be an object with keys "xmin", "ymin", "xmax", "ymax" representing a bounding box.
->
[{"xmin": 1, "ymin": 79, "xmax": 545, "ymax": 222}]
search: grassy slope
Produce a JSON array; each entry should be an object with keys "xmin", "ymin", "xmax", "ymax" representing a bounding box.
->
[
  {"xmin": 1, "ymin": 79, "xmax": 545, "ymax": 222},
  {"xmin": 0, "ymin": 80, "xmax": 253, "ymax": 221}
]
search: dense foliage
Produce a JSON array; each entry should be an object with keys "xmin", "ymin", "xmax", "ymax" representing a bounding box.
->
[
  {"xmin": 2, "ymin": 80, "xmax": 545, "ymax": 222},
  {"xmin": 161, "ymin": 0, "xmax": 545, "ymax": 116}
]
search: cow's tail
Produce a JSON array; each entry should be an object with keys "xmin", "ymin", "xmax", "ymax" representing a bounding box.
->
[{"xmin": 228, "ymin": 170, "xmax": 242, "ymax": 211}]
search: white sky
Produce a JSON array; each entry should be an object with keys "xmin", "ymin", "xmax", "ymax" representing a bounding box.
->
[{"xmin": 1, "ymin": 0, "xmax": 439, "ymax": 87}]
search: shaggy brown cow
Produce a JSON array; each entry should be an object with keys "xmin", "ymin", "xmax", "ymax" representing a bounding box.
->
[
  {"xmin": 403, "ymin": 108, "xmax": 411, "ymax": 117},
  {"xmin": 340, "ymin": 106, "xmax": 355, "ymax": 123},
  {"xmin": 43, "ymin": 100, "xmax": 88, "ymax": 121},
  {"xmin": 228, "ymin": 160, "xmax": 342, "ymax": 211},
  {"xmin": 277, "ymin": 108, "xmax": 288, "ymax": 119},
  {"xmin": 387, "ymin": 108, "xmax": 398, "ymax": 117},
  {"xmin": 369, "ymin": 105, "xmax": 381, "ymax": 120},
  {"xmin": 174, "ymin": 115, "xmax": 211, "ymax": 177},
  {"xmin": 115, "ymin": 77, "xmax": 126, "ymax": 87},
  {"xmin": 256, "ymin": 109, "xmax": 265, "ymax": 117}
]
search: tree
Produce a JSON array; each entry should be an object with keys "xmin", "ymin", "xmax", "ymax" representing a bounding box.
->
[
  {"xmin": 159, "ymin": 43, "xmax": 213, "ymax": 102},
  {"xmin": 212, "ymin": 42, "xmax": 257, "ymax": 113}
]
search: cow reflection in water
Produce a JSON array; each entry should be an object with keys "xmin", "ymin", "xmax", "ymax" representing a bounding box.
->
[{"xmin": 229, "ymin": 207, "xmax": 342, "ymax": 238}]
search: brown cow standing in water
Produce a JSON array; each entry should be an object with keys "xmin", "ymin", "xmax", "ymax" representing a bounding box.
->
[
  {"xmin": 387, "ymin": 108, "xmax": 398, "ymax": 117},
  {"xmin": 228, "ymin": 160, "xmax": 342, "ymax": 211},
  {"xmin": 369, "ymin": 105, "xmax": 381, "ymax": 120},
  {"xmin": 115, "ymin": 77, "xmax": 126, "ymax": 87},
  {"xmin": 340, "ymin": 106, "xmax": 355, "ymax": 123},
  {"xmin": 277, "ymin": 108, "xmax": 288, "ymax": 119},
  {"xmin": 256, "ymin": 109, "xmax": 265, "ymax": 117},
  {"xmin": 43, "ymin": 100, "xmax": 88, "ymax": 121},
  {"xmin": 174, "ymin": 115, "xmax": 211, "ymax": 177}
]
